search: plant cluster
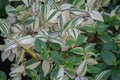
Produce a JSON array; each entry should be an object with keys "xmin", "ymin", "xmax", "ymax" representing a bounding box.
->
[{"xmin": 0, "ymin": 0, "xmax": 120, "ymax": 80}]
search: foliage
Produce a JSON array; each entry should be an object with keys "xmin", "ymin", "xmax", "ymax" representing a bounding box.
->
[{"xmin": 0, "ymin": 0, "xmax": 120, "ymax": 80}]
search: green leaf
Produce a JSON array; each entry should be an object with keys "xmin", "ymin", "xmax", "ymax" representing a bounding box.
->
[
  {"xmin": 34, "ymin": 39, "xmax": 47, "ymax": 53},
  {"xmin": 95, "ymin": 70, "xmax": 111, "ymax": 80},
  {"xmin": 50, "ymin": 51, "xmax": 62, "ymax": 64},
  {"xmin": 95, "ymin": 21, "xmax": 109, "ymax": 34},
  {"xmin": 101, "ymin": 50, "xmax": 116, "ymax": 65},
  {"xmin": 88, "ymin": 65, "xmax": 102, "ymax": 73},
  {"xmin": 84, "ymin": 43, "xmax": 96, "ymax": 52},
  {"xmin": 111, "ymin": 70, "xmax": 120, "ymax": 80},
  {"xmin": 76, "ymin": 34, "xmax": 86, "ymax": 46},
  {"xmin": 0, "ymin": 70, "xmax": 7, "ymax": 80},
  {"xmin": 26, "ymin": 69, "xmax": 37, "ymax": 77}
]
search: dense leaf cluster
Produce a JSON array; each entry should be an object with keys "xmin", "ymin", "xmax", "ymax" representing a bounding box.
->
[{"xmin": 0, "ymin": 0, "xmax": 120, "ymax": 80}]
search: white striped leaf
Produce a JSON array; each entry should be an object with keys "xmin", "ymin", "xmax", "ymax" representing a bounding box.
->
[
  {"xmin": 95, "ymin": 70, "xmax": 111, "ymax": 80},
  {"xmin": 61, "ymin": 19, "xmax": 77, "ymax": 36},
  {"xmin": 6, "ymin": 5, "xmax": 17, "ymax": 16},
  {"xmin": 0, "ymin": 21, "xmax": 9, "ymax": 36},
  {"xmin": 58, "ymin": 13, "xmax": 66, "ymax": 29},
  {"xmin": 76, "ymin": 59, "xmax": 87, "ymax": 76},
  {"xmin": 68, "ymin": 28, "xmax": 80, "ymax": 40},
  {"xmin": 40, "ymin": 4, "xmax": 51, "ymax": 20},
  {"xmin": 47, "ymin": 9, "xmax": 61, "ymax": 23}
]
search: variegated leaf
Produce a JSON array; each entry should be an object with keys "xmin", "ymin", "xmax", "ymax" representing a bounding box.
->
[
  {"xmin": 47, "ymin": 9, "xmax": 61, "ymax": 23},
  {"xmin": 26, "ymin": 61, "xmax": 40, "ymax": 69},
  {"xmin": 95, "ymin": 70, "xmax": 111, "ymax": 80},
  {"xmin": 57, "ymin": 67, "xmax": 64, "ymax": 80},
  {"xmin": 6, "ymin": 5, "xmax": 17, "ymax": 16},
  {"xmin": 18, "ymin": 35, "xmax": 35, "ymax": 48},
  {"xmin": 0, "ymin": 21, "xmax": 9, "ymax": 36},
  {"xmin": 42, "ymin": 60, "xmax": 50, "ymax": 77},
  {"xmin": 60, "ymin": 4, "xmax": 73, "ymax": 10},
  {"xmin": 76, "ymin": 59, "xmax": 87, "ymax": 76},
  {"xmin": 90, "ymin": 11, "xmax": 104, "ymax": 22}
]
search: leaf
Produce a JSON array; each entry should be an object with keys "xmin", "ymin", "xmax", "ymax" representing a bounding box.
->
[
  {"xmin": 88, "ymin": 65, "xmax": 102, "ymax": 73},
  {"xmin": 0, "ymin": 70, "xmax": 7, "ymax": 80},
  {"xmin": 84, "ymin": 43, "xmax": 96, "ymax": 52},
  {"xmin": 40, "ymin": 4, "xmax": 51, "ymax": 20},
  {"xmin": 95, "ymin": 70, "xmax": 111, "ymax": 80},
  {"xmin": 34, "ymin": 38, "xmax": 47, "ymax": 52},
  {"xmin": 23, "ymin": 17, "xmax": 35, "ymax": 25},
  {"xmin": 4, "ymin": 40, "xmax": 17, "ymax": 51},
  {"xmin": 90, "ymin": 11, "xmax": 104, "ymax": 22},
  {"xmin": 87, "ymin": 58, "xmax": 98, "ymax": 65},
  {"xmin": 76, "ymin": 59, "xmax": 87, "ymax": 76},
  {"xmin": 42, "ymin": 60, "xmax": 50, "ymax": 77},
  {"xmin": 47, "ymin": 9, "xmax": 61, "ymax": 23},
  {"xmin": 51, "ymin": 51, "xmax": 62, "ymax": 64},
  {"xmin": 75, "ymin": 18, "xmax": 84, "ymax": 27},
  {"xmin": 80, "ymin": 77, "xmax": 88, "ymax": 80},
  {"xmin": 1, "ymin": 51, "xmax": 10, "ymax": 62},
  {"xmin": 6, "ymin": 5, "xmax": 17, "ymax": 16},
  {"xmin": 75, "ymin": 77, "xmax": 80, "ymax": 80},
  {"xmin": 50, "ymin": 38, "xmax": 64, "ymax": 45},
  {"xmin": 101, "ymin": 50, "xmax": 116, "ymax": 65},
  {"xmin": 22, "ymin": 0, "xmax": 29, "ymax": 7},
  {"xmin": 111, "ymin": 70, "xmax": 120, "ymax": 80},
  {"xmin": 18, "ymin": 35, "xmax": 35, "ymax": 48},
  {"xmin": 70, "ymin": 47, "xmax": 84, "ymax": 55},
  {"xmin": 58, "ymin": 13, "xmax": 66, "ymax": 28},
  {"xmin": 87, "ymin": 0, "xmax": 96, "ymax": 11},
  {"xmin": 0, "ymin": 21, "xmax": 9, "ymax": 36},
  {"xmin": 68, "ymin": 28, "xmax": 80, "ymax": 40},
  {"xmin": 26, "ymin": 69, "xmax": 37, "ymax": 77},
  {"xmin": 56, "ymin": 67, "xmax": 64, "ymax": 80},
  {"xmin": 77, "ymin": 34, "xmax": 86, "ymax": 46},
  {"xmin": 60, "ymin": 4, "xmax": 73, "ymax": 10},
  {"xmin": 26, "ymin": 61, "xmax": 40, "ymax": 69},
  {"xmin": 10, "ymin": 66, "xmax": 25, "ymax": 74}
]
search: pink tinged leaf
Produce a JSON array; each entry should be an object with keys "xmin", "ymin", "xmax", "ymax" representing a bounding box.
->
[{"xmin": 1, "ymin": 50, "xmax": 11, "ymax": 61}]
